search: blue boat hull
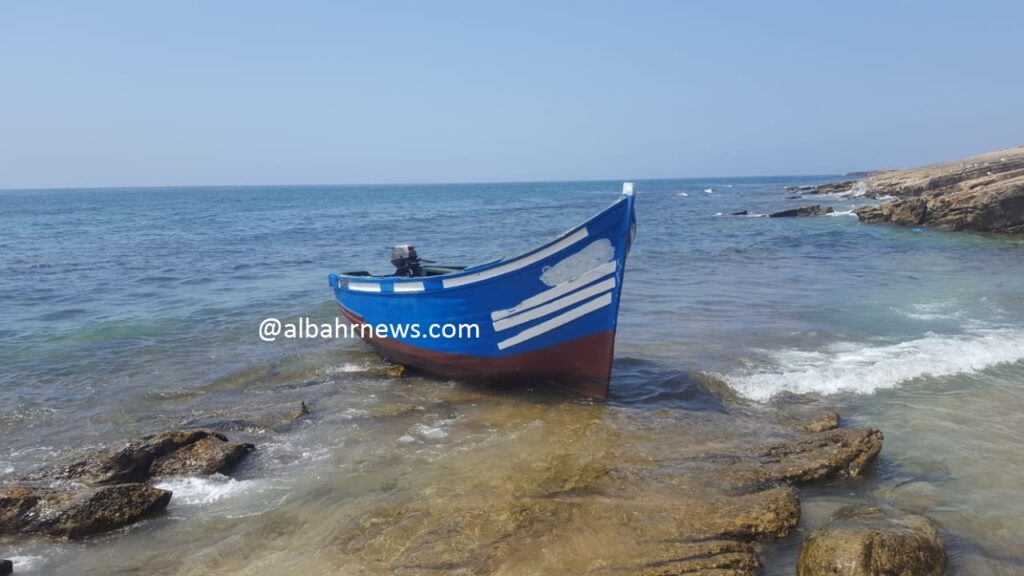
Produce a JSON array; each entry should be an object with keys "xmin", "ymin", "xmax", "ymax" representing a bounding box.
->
[{"xmin": 329, "ymin": 184, "xmax": 636, "ymax": 398}]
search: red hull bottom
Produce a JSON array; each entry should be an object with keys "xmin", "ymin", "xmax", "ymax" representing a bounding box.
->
[{"xmin": 366, "ymin": 331, "xmax": 615, "ymax": 399}]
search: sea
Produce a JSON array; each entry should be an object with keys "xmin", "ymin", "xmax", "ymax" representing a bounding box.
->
[{"xmin": 2, "ymin": 178, "xmax": 1023, "ymax": 574}]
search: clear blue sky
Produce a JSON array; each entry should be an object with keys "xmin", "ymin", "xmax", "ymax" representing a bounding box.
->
[{"xmin": 2, "ymin": 1, "xmax": 1022, "ymax": 188}]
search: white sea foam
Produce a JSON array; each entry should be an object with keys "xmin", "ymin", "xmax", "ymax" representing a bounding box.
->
[
  {"xmin": 7, "ymin": 556, "xmax": 44, "ymax": 572},
  {"xmin": 415, "ymin": 423, "xmax": 448, "ymax": 440},
  {"xmin": 704, "ymin": 188, "xmax": 713, "ymax": 194},
  {"xmin": 828, "ymin": 181, "xmax": 868, "ymax": 197},
  {"xmin": 339, "ymin": 408, "xmax": 370, "ymax": 419},
  {"xmin": 827, "ymin": 209, "xmax": 857, "ymax": 217},
  {"xmin": 723, "ymin": 327, "xmax": 1024, "ymax": 401},
  {"xmin": 677, "ymin": 192, "xmax": 689, "ymax": 197},
  {"xmin": 896, "ymin": 300, "xmax": 965, "ymax": 321},
  {"xmin": 154, "ymin": 474, "xmax": 260, "ymax": 506}
]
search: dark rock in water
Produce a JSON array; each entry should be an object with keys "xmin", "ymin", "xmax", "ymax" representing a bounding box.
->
[
  {"xmin": 803, "ymin": 410, "xmax": 840, "ymax": 433},
  {"xmin": 731, "ymin": 210, "xmax": 749, "ymax": 216},
  {"xmin": 856, "ymin": 197, "xmax": 929, "ymax": 227},
  {"xmin": 797, "ymin": 506, "xmax": 946, "ymax": 576},
  {"xmin": 769, "ymin": 205, "xmax": 835, "ymax": 218},
  {"xmin": 149, "ymin": 435, "xmax": 255, "ymax": 477},
  {"xmin": 754, "ymin": 427, "xmax": 883, "ymax": 484},
  {"xmin": 701, "ymin": 427, "xmax": 884, "ymax": 492},
  {"xmin": 786, "ymin": 195, "xmax": 804, "ymax": 199},
  {"xmin": 0, "ymin": 483, "xmax": 171, "ymax": 538},
  {"xmin": 854, "ymin": 145, "xmax": 1024, "ymax": 233},
  {"xmin": 27, "ymin": 429, "xmax": 254, "ymax": 485},
  {"xmin": 0, "ymin": 558, "xmax": 11, "ymax": 576},
  {"xmin": 788, "ymin": 181, "xmax": 857, "ymax": 195},
  {"xmin": 200, "ymin": 401, "xmax": 310, "ymax": 433}
]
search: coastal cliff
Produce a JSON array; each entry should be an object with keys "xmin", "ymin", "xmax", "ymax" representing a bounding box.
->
[{"xmin": 853, "ymin": 146, "xmax": 1024, "ymax": 233}]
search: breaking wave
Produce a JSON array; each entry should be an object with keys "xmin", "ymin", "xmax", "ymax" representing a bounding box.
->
[
  {"xmin": 154, "ymin": 474, "xmax": 262, "ymax": 506},
  {"xmin": 722, "ymin": 327, "xmax": 1024, "ymax": 401}
]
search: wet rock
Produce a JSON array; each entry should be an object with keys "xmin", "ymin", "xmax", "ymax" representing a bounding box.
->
[
  {"xmin": 731, "ymin": 210, "xmax": 749, "ymax": 216},
  {"xmin": 273, "ymin": 397, "xmax": 885, "ymax": 576},
  {"xmin": 202, "ymin": 401, "xmax": 310, "ymax": 433},
  {"xmin": 0, "ymin": 559, "xmax": 11, "ymax": 576},
  {"xmin": 797, "ymin": 506, "xmax": 946, "ymax": 576},
  {"xmin": 149, "ymin": 435, "xmax": 255, "ymax": 477},
  {"xmin": 627, "ymin": 540, "xmax": 762, "ymax": 576},
  {"xmin": 803, "ymin": 410, "xmax": 840, "ymax": 433},
  {"xmin": 28, "ymin": 429, "xmax": 254, "ymax": 485},
  {"xmin": 332, "ymin": 488, "xmax": 798, "ymax": 575},
  {"xmin": 754, "ymin": 427, "xmax": 883, "ymax": 484},
  {"xmin": 385, "ymin": 364, "xmax": 407, "ymax": 378},
  {"xmin": 769, "ymin": 204, "xmax": 835, "ymax": 218},
  {"xmin": 854, "ymin": 145, "xmax": 1024, "ymax": 233},
  {"xmin": 0, "ymin": 483, "xmax": 171, "ymax": 538},
  {"xmin": 699, "ymin": 427, "xmax": 884, "ymax": 492},
  {"xmin": 787, "ymin": 181, "xmax": 857, "ymax": 195},
  {"xmin": 857, "ymin": 196, "xmax": 929, "ymax": 227}
]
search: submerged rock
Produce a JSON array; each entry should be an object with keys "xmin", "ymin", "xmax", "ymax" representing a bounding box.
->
[
  {"xmin": 27, "ymin": 429, "xmax": 254, "ymax": 485},
  {"xmin": 696, "ymin": 427, "xmax": 884, "ymax": 492},
  {"xmin": 797, "ymin": 506, "xmax": 946, "ymax": 576},
  {"xmin": 333, "ymin": 487, "xmax": 799, "ymax": 576},
  {"xmin": 753, "ymin": 427, "xmax": 883, "ymax": 484},
  {"xmin": 0, "ymin": 483, "xmax": 171, "ymax": 538},
  {"xmin": 853, "ymin": 146, "xmax": 1024, "ymax": 233},
  {"xmin": 803, "ymin": 410, "xmax": 841, "ymax": 433},
  {"xmin": 198, "ymin": 401, "xmax": 310, "ymax": 433},
  {"xmin": 326, "ymin": 407, "xmax": 879, "ymax": 576},
  {"xmin": 385, "ymin": 364, "xmax": 407, "ymax": 378},
  {"xmin": 769, "ymin": 204, "xmax": 835, "ymax": 218}
]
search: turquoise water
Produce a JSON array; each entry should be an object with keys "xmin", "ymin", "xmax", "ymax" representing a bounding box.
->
[{"xmin": 2, "ymin": 179, "xmax": 1024, "ymax": 573}]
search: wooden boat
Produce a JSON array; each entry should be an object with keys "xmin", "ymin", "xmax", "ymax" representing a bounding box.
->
[{"xmin": 328, "ymin": 183, "xmax": 636, "ymax": 398}]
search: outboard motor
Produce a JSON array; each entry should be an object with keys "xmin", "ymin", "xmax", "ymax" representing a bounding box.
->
[{"xmin": 390, "ymin": 244, "xmax": 423, "ymax": 277}]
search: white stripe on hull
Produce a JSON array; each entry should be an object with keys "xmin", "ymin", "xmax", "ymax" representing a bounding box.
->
[
  {"xmin": 442, "ymin": 228, "xmax": 589, "ymax": 289},
  {"xmin": 392, "ymin": 282, "xmax": 425, "ymax": 293},
  {"xmin": 490, "ymin": 261, "xmax": 616, "ymax": 321},
  {"xmin": 496, "ymin": 292, "xmax": 613, "ymax": 351},
  {"xmin": 348, "ymin": 282, "xmax": 381, "ymax": 293},
  {"xmin": 492, "ymin": 277, "xmax": 616, "ymax": 333}
]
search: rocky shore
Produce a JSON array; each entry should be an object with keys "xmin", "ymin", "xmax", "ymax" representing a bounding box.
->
[
  {"xmin": 1, "ymin": 384, "xmax": 949, "ymax": 575},
  {"xmin": 1, "ymin": 403, "xmax": 310, "ymax": 547},
  {"xmin": 800, "ymin": 145, "xmax": 1024, "ymax": 233},
  {"xmin": 1, "ymin": 429, "xmax": 255, "ymax": 539}
]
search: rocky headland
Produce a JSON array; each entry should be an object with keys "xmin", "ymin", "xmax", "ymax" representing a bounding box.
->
[{"xmin": 800, "ymin": 145, "xmax": 1024, "ymax": 233}]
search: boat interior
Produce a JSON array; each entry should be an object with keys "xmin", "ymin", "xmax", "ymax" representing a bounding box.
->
[
  {"xmin": 343, "ymin": 265, "xmax": 466, "ymax": 279},
  {"xmin": 343, "ymin": 244, "xmax": 466, "ymax": 279}
]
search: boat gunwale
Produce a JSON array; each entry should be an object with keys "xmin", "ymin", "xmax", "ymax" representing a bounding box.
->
[{"xmin": 331, "ymin": 192, "xmax": 632, "ymax": 293}]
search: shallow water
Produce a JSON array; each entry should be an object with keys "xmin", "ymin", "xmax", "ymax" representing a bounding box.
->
[{"xmin": 2, "ymin": 179, "xmax": 1023, "ymax": 574}]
